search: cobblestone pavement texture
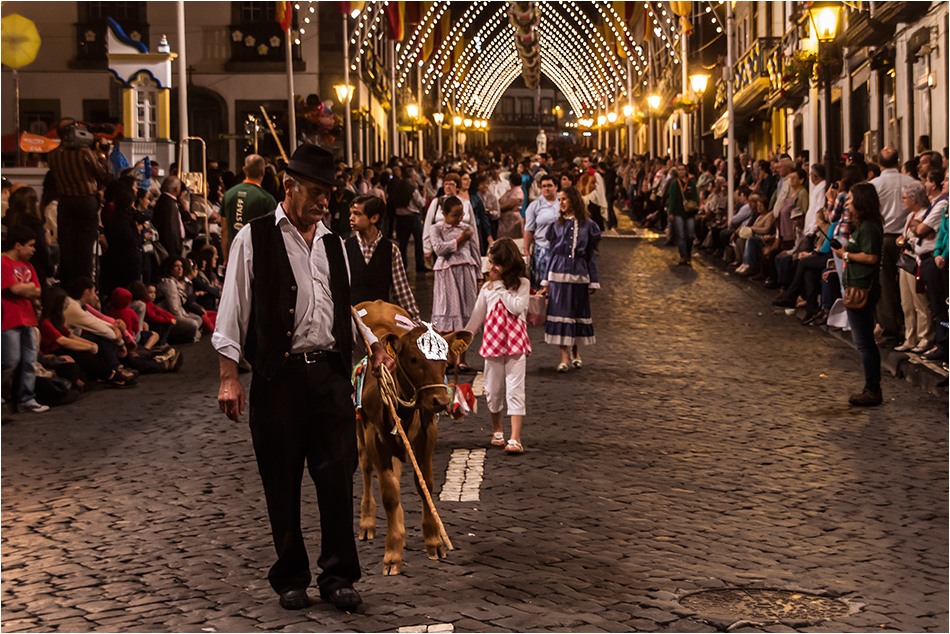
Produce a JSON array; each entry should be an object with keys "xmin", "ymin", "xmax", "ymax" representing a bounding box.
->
[{"xmin": 2, "ymin": 236, "xmax": 947, "ymax": 633}]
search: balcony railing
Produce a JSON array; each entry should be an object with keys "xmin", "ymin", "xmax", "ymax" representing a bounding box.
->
[
  {"xmin": 714, "ymin": 37, "xmax": 779, "ymax": 110},
  {"xmin": 227, "ymin": 23, "xmax": 301, "ymax": 67}
]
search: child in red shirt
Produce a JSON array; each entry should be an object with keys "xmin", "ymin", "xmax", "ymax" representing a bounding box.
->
[{"xmin": 1, "ymin": 226, "xmax": 48, "ymax": 413}]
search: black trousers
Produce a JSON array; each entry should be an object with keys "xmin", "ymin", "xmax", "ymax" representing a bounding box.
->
[
  {"xmin": 395, "ymin": 214, "xmax": 425, "ymax": 271},
  {"xmin": 58, "ymin": 195, "xmax": 101, "ymax": 287},
  {"xmin": 918, "ymin": 254, "xmax": 949, "ymax": 354},
  {"xmin": 248, "ymin": 354, "xmax": 360, "ymax": 595}
]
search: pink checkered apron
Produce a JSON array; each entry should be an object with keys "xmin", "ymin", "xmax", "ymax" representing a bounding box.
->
[{"xmin": 479, "ymin": 300, "xmax": 532, "ymax": 357}]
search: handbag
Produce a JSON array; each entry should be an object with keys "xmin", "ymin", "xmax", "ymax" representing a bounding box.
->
[
  {"xmin": 527, "ymin": 293, "xmax": 548, "ymax": 326},
  {"xmin": 842, "ymin": 286, "xmax": 869, "ymax": 310},
  {"xmin": 896, "ymin": 251, "xmax": 918, "ymax": 275},
  {"xmin": 683, "ymin": 199, "xmax": 700, "ymax": 213},
  {"xmin": 842, "ymin": 254, "xmax": 869, "ymax": 310}
]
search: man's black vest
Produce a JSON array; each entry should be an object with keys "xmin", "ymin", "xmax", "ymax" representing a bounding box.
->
[
  {"xmin": 345, "ymin": 236, "xmax": 393, "ymax": 305},
  {"xmin": 245, "ymin": 217, "xmax": 352, "ymax": 380}
]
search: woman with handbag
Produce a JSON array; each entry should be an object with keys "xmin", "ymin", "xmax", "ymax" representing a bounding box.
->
[
  {"xmin": 666, "ymin": 162, "xmax": 700, "ymax": 265},
  {"xmin": 831, "ymin": 183, "xmax": 885, "ymax": 406},
  {"xmin": 894, "ymin": 181, "xmax": 937, "ymax": 353}
]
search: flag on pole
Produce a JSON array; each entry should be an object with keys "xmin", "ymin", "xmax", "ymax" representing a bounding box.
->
[
  {"xmin": 337, "ymin": 1, "xmax": 364, "ymax": 14},
  {"xmin": 276, "ymin": 1, "xmax": 292, "ymax": 31},
  {"xmin": 385, "ymin": 1, "xmax": 405, "ymax": 41},
  {"xmin": 421, "ymin": 1, "xmax": 436, "ymax": 61}
]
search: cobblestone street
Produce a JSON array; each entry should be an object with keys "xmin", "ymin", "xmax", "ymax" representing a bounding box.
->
[{"xmin": 2, "ymin": 236, "xmax": 947, "ymax": 633}]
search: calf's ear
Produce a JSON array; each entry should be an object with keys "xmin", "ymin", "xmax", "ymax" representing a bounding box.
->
[
  {"xmin": 445, "ymin": 330, "xmax": 474, "ymax": 358},
  {"xmin": 381, "ymin": 332, "xmax": 400, "ymax": 358}
]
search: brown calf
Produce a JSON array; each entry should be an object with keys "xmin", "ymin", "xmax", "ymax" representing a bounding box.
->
[{"xmin": 354, "ymin": 300, "xmax": 472, "ymax": 575}]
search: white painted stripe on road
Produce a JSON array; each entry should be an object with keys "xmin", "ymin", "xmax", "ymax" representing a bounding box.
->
[
  {"xmin": 440, "ymin": 448, "xmax": 486, "ymax": 502},
  {"xmin": 397, "ymin": 624, "xmax": 454, "ymax": 633}
]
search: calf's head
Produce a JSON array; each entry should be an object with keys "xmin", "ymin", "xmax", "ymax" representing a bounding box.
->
[{"xmin": 382, "ymin": 325, "xmax": 473, "ymax": 412}]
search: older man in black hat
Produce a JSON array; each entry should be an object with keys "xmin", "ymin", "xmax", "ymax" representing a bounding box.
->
[{"xmin": 213, "ymin": 143, "xmax": 395, "ymax": 611}]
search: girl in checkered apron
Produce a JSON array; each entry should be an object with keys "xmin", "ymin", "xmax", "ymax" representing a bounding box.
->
[{"xmin": 464, "ymin": 238, "xmax": 531, "ymax": 454}]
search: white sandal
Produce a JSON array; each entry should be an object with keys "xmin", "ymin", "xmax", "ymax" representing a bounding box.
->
[
  {"xmin": 504, "ymin": 439, "xmax": 524, "ymax": 454},
  {"xmin": 491, "ymin": 432, "xmax": 506, "ymax": 446}
]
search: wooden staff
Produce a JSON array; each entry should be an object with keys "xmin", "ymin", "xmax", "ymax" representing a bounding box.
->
[{"xmin": 260, "ymin": 105, "xmax": 289, "ymax": 162}]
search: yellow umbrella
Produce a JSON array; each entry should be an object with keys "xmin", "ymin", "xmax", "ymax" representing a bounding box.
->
[{"xmin": 1, "ymin": 13, "xmax": 42, "ymax": 69}]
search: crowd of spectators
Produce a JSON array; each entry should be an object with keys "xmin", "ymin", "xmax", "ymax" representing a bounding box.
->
[
  {"xmin": 613, "ymin": 141, "xmax": 948, "ymax": 399},
  {"xmin": 2, "ymin": 115, "xmax": 947, "ymax": 413}
]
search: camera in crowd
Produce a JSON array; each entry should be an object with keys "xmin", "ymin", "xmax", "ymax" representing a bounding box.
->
[{"xmin": 60, "ymin": 120, "xmax": 117, "ymax": 151}]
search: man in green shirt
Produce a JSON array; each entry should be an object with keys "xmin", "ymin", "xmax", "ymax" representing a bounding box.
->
[{"xmin": 222, "ymin": 154, "xmax": 276, "ymax": 263}]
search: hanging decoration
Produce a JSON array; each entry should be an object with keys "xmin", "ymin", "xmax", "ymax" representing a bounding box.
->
[
  {"xmin": 507, "ymin": 1, "xmax": 540, "ymax": 89},
  {"xmin": 669, "ymin": 1, "xmax": 693, "ymax": 37}
]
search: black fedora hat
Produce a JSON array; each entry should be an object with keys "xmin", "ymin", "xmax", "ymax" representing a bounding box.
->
[{"xmin": 284, "ymin": 143, "xmax": 343, "ymax": 188}]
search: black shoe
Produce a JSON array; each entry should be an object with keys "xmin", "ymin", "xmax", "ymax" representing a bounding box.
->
[
  {"xmin": 801, "ymin": 308, "xmax": 824, "ymax": 325},
  {"xmin": 763, "ymin": 279, "xmax": 781, "ymax": 289},
  {"xmin": 321, "ymin": 586, "xmax": 362, "ymax": 611},
  {"xmin": 278, "ymin": 588, "xmax": 311, "ymax": 610},
  {"xmin": 848, "ymin": 389, "xmax": 882, "ymax": 407},
  {"xmin": 771, "ymin": 296, "xmax": 795, "ymax": 308},
  {"xmin": 921, "ymin": 348, "xmax": 946, "ymax": 361}
]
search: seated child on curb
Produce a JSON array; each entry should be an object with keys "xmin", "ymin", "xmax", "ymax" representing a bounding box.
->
[{"xmin": 464, "ymin": 238, "xmax": 531, "ymax": 454}]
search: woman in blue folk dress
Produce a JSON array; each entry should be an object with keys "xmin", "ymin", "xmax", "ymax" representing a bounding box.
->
[{"xmin": 540, "ymin": 185, "xmax": 601, "ymax": 372}]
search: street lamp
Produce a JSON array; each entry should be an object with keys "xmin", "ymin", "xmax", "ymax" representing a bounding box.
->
[
  {"xmin": 405, "ymin": 104, "xmax": 419, "ymax": 157},
  {"xmin": 607, "ymin": 111, "xmax": 618, "ymax": 124},
  {"xmin": 597, "ymin": 115, "xmax": 607, "ymax": 126},
  {"xmin": 433, "ymin": 112, "xmax": 444, "ymax": 156},
  {"xmin": 807, "ymin": 2, "xmax": 843, "ymax": 41},
  {"xmin": 463, "ymin": 118, "xmax": 472, "ymax": 128},
  {"xmin": 689, "ymin": 73, "xmax": 709, "ymax": 95},
  {"xmin": 807, "ymin": 1, "xmax": 842, "ymax": 186},
  {"xmin": 334, "ymin": 83, "xmax": 355, "ymax": 164},
  {"xmin": 647, "ymin": 95, "xmax": 661, "ymax": 158},
  {"xmin": 623, "ymin": 104, "xmax": 633, "ymax": 118},
  {"xmin": 453, "ymin": 115, "xmax": 462, "ymax": 126},
  {"xmin": 689, "ymin": 73, "xmax": 710, "ymax": 157}
]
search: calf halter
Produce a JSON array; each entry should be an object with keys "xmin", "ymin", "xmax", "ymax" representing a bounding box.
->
[{"xmin": 380, "ymin": 322, "xmax": 450, "ymax": 415}]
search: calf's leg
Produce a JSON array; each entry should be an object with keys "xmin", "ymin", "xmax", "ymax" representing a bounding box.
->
[
  {"xmin": 357, "ymin": 423, "xmax": 377, "ymax": 541},
  {"xmin": 377, "ymin": 449, "xmax": 406, "ymax": 575}
]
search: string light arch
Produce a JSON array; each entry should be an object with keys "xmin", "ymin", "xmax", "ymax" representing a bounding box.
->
[{"xmin": 347, "ymin": 0, "xmax": 674, "ymax": 121}]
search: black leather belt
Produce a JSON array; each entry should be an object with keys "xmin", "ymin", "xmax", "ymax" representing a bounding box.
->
[{"xmin": 286, "ymin": 350, "xmax": 333, "ymax": 364}]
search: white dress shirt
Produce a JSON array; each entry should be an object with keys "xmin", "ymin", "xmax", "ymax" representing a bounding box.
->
[
  {"xmin": 872, "ymin": 168, "xmax": 916, "ymax": 234},
  {"xmin": 804, "ymin": 180, "xmax": 827, "ymax": 236},
  {"xmin": 212, "ymin": 204, "xmax": 376, "ymax": 365}
]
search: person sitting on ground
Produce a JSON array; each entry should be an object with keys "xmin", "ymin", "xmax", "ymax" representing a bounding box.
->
[
  {"xmin": 59, "ymin": 280, "xmax": 140, "ymax": 387},
  {"xmin": 735, "ymin": 195, "xmax": 776, "ymax": 275},
  {"xmin": 108, "ymin": 286, "xmax": 159, "ymax": 351},
  {"xmin": 131, "ymin": 281, "xmax": 176, "ymax": 346},
  {"xmin": 191, "ymin": 245, "xmax": 222, "ymax": 312},
  {"xmin": 719, "ymin": 186, "xmax": 754, "ymax": 263},
  {"xmin": 181, "ymin": 257, "xmax": 216, "ymax": 334},
  {"xmin": 39, "ymin": 285, "xmax": 136, "ymax": 388},
  {"xmin": 155, "ymin": 256, "xmax": 203, "ymax": 343}
]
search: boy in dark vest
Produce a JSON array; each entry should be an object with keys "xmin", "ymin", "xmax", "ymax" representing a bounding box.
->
[{"xmin": 345, "ymin": 195, "xmax": 421, "ymax": 322}]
